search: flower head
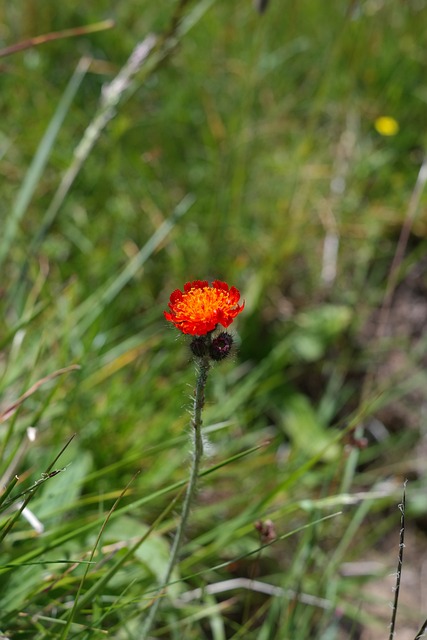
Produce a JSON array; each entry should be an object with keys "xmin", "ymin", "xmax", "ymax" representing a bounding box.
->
[
  {"xmin": 374, "ymin": 116, "xmax": 399, "ymax": 137},
  {"xmin": 164, "ymin": 280, "xmax": 244, "ymax": 336}
]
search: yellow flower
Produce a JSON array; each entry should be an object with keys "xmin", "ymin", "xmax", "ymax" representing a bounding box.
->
[{"xmin": 374, "ymin": 116, "xmax": 399, "ymax": 137}]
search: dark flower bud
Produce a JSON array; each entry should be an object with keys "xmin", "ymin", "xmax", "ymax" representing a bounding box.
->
[
  {"xmin": 209, "ymin": 332, "xmax": 233, "ymax": 361},
  {"xmin": 190, "ymin": 336, "xmax": 209, "ymax": 358}
]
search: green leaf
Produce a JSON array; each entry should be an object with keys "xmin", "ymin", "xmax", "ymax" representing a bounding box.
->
[{"xmin": 282, "ymin": 393, "xmax": 340, "ymax": 461}]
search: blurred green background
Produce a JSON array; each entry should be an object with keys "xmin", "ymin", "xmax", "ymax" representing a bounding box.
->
[{"xmin": 1, "ymin": 1, "xmax": 427, "ymax": 638}]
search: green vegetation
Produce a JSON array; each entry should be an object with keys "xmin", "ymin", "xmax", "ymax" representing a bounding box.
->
[{"xmin": 1, "ymin": 1, "xmax": 427, "ymax": 637}]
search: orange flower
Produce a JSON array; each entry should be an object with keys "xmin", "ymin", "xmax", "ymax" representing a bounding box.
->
[{"xmin": 164, "ymin": 280, "xmax": 244, "ymax": 335}]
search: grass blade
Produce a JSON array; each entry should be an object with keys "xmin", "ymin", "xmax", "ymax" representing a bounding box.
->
[{"xmin": 0, "ymin": 58, "xmax": 90, "ymax": 267}]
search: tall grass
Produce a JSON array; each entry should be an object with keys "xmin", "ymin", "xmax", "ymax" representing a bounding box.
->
[{"xmin": 1, "ymin": 0, "xmax": 427, "ymax": 637}]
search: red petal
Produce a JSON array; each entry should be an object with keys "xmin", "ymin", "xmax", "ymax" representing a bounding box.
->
[
  {"xmin": 212, "ymin": 280, "xmax": 229, "ymax": 292},
  {"xmin": 169, "ymin": 289, "xmax": 183, "ymax": 304},
  {"xmin": 228, "ymin": 286, "xmax": 241, "ymax": 304},
  {"xmin": 184, "ymin": 280, "xmax": 209, "ymax": 292}
]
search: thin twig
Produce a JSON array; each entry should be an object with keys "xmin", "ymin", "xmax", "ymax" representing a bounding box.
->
[
  {"xmin": 0, "ymin": 20, "xmax": 114, "ymax": 59},
  {"xmin": 389, "ymin": 480, "xmax": 407, "ymax": 640},
  {"xmin": 0, "ymin": 365, "xmax": 80, "ymax": 423},
  {"xmin": 414, "ymin": 618, "xmax": 427, "ymax": 640},
  {"xmin": 178, "ymin": 577, "xmax": 331, "ymax": 610}
]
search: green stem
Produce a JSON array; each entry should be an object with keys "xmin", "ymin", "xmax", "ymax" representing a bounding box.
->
[{"xmin": 140, "ymin": 355, "xmax": 210, "ymax": 638}]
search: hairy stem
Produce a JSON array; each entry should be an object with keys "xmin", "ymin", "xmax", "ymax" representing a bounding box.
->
[{"xmin": 140, "ymin": 354, "xmax": 210, "ymax": 638}]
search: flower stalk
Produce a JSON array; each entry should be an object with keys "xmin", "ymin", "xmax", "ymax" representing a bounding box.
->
[
  {"xmin": 141, "ymin": 280, "xmax": 243, "ymax": 637},
  {"xmin": 140, "ymin": 353, "xmax": 210, "ymax": 638},
  {"xmin": 169, "ymin": 353, "xmax": 210, "ymax": 560}
]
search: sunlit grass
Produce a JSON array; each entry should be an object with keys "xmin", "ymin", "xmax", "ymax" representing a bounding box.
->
[{"xmin": 1, "ymin": 0, "xmax": 426, "ymax": 638}]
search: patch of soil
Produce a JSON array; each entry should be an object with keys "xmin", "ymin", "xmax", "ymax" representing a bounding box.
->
[
  {"xmin": 361, "ymin": 255, "xmax": 427, "ymax": 435},
  {"xmin": 355, "ymin": 253, "xmax": 427, "ymax": 638}
]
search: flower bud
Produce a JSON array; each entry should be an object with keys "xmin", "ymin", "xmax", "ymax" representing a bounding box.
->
[
  {"xmin": 190, "ymin": 336, "xmax": 209, "ymax": 358},
  {"xmin": 209, "ymin": 332, "xmax": 233, "ymax": 361}
]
